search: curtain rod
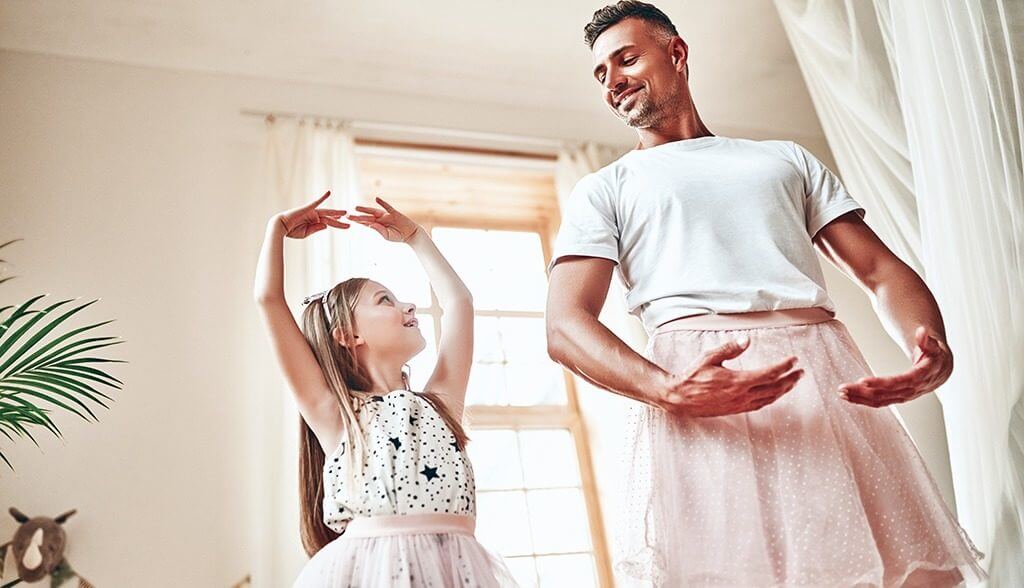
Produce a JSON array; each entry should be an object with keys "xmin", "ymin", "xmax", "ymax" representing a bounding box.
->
[{"xmin": 239, "ymin": 108, "xmax": 567, "ymax": 151}]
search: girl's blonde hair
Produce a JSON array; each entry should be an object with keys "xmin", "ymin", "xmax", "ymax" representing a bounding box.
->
[{"xmin": 296, "ymin": 277, "xmax": 469, "ymax": 556}]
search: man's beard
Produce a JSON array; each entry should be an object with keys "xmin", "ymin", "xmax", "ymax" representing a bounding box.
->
[{"xmin": 619, "ymin": 90, "xmax": 680, "ymax": 129}]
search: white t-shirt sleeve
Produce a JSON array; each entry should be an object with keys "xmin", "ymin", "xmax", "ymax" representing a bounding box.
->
[
  {"xmin": 791, "ymin": 142, "xmax": 865, "ymax": 237},
  {"xmin": 548, "ymin": 172, "xmax": 620, "ymax": 272}
]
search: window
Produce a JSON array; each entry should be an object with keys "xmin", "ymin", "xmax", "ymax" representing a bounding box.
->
[{"xmin": 355, "ymin": 147, "xmax": 613, "ymax": 587}]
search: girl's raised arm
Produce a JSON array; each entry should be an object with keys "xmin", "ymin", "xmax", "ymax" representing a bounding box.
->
[
  {"xmin": 254, "ymin": 191, "xmax": 350, "ymax": 449},
  {"xmin": 348, "ymin": 198, "xmax": 474, "ymax": 418}
]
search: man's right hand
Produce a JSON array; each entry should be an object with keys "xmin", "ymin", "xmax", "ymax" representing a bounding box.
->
[{"xmin": 656, "ymin": 336, "xmax": 804, "ymax": 417}]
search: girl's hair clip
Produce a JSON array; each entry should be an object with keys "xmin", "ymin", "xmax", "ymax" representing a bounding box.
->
[{"xmin": 302, "ymin": 290, "xmax": 330, "ymax": 305}]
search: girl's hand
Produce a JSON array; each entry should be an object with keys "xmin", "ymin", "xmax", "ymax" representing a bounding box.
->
[
  {"xmin": 277, "ymin": 190, "xmax": 349, "ymax": 239},
  {"xmin": 347, "ymin": 197, "xmax": 421, "ymax": 243}
]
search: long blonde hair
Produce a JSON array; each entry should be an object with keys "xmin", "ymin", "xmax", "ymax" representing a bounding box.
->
[{"xmin": 296, "ymin": 277, "xmax": 469, "ymax": 556}]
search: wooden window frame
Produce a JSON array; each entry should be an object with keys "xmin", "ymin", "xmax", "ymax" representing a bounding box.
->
[{"xmin": 393, "ymin": 208, "xmax": 614, "ymax": 588}]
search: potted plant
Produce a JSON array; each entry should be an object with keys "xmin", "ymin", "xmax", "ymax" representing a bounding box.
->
[{"xmin": 0, "ymin": 239, "xmax": 123, "ymax": 469}]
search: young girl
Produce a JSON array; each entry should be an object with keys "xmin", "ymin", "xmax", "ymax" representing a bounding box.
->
[{"xmin": 254, "ymin": 191, "xmax": 517, "ymax": 587}]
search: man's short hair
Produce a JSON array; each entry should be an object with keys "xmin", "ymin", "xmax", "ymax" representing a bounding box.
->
[{"xmin": 583, "ymin": 1, "xmax": 679, "ymax": 49}]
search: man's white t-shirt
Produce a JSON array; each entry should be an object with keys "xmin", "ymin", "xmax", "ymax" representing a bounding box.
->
[{"xmin": 549, "ymin": 136, "xmax": 865, "ymax": 333}]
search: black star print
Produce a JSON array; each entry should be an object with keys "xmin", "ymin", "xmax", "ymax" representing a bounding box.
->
[
  {"xmin": 409, "ymin": 416, "xmax": 418, "ymax": 425},
  {"xmin": 389, "ymin": 437, "xmax": 402, "ymax": 450},
  {"xmin": 420, "ymin": 466, "xmax": 439, "ymax": 481}
]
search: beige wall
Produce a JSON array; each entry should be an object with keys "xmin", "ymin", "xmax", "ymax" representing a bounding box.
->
[{"xmin": 0, "ymin": 49, "xmax": 952, "ymax": 586}]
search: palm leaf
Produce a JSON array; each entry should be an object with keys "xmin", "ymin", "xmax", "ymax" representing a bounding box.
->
[
  {"xmin": 41, "ymin": 363, "xmax": 123, "ymax": 388},
  {"xmin": 0, "ymin": 293, "xmax": 123, "ymax": 470},
  {"xmin": 0, "ymin": 294, "xmax": 46, "ymax": 338},
  {"xmin": 16, "ymin": 338, "xmax": 122, "ymax": 375},
  {"xmin": 0, "ymin": 395, "xmax": 57, "ymax": 436},
  {"xmin": 13, "ymin": 372, "xmax": 113, "ymax": 407},
  {"xmin": 4, "ymin": 319, "xmax": 116, "ymax": 376},
  {"xmin": 0, "ymin": 297, "xmax": 85, "ymax": 372}
]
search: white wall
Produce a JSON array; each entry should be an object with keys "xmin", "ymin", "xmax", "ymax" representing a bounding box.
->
[{"xmin": 0, "ymin": 49, "xmax": 953, "ymax": 586}]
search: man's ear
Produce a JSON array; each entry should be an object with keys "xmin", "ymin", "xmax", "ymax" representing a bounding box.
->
[{"xmin": 669, "ymin": 36, "xmax": 689, "ymax": 74}]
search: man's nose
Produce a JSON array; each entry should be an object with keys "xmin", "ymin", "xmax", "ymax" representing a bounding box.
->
[{"xmin": 605, "ymin": 71, "xmax": 627, "ymax": 94}]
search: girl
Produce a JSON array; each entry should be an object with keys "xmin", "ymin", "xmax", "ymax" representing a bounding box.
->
[{"xmin": 254, "ymin": 191, "xmax": 517, "ymax": 587}]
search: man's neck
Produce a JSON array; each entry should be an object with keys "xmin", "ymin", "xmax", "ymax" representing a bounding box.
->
[{"xmin": 634, "ymin": 115, "xmax": 713, "ymax": 149}]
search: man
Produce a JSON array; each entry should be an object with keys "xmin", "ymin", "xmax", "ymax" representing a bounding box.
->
[{"xmin": 545, "ymin": 2, "xmax": 985, "ymax": 586}]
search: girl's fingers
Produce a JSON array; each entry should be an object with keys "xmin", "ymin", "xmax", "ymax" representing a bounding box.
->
[
  {"xmin": 307, "ymin": 190, "xmax": 331, "ymax": 208},
  {"xmin": 346, "ymin": 215, "xmax": 378, "ymax": 223},
  {"xmin": 317, "ymin": 208, "xmax": 346, "ymax": 216},
  {"xmin": 375, "ymin": 196, "xmax": 397, "ymax": 212},
  {"xmin": 354, "ymin": 205, "xmax": 384, "ymax": 217},
  {"xmin": 324, "ymin": 218, "xmax": 350, "ymax": 229}
]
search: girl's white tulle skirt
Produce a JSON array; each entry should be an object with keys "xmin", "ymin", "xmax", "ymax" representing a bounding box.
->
[
  {"xmin": 617, "ymin": 312, "xmax": 987, "ymax": 587},
  {"xmin": 293, "ymin": 531, "xmax": 517, "ymax": 587}
]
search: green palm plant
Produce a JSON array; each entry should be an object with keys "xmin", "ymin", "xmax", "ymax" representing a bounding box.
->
[{"xmin": 0, "ymin": 239, "xmax": 123, "ymax": 469}]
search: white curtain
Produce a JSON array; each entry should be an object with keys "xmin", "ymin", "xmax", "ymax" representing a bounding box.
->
[
  {"xmin": 555, "ymin": 143, "xmax": 649, "ymax": 586},
  {"xmin": 251, "ymin": 117, "xmax": 362, "ymax": 587},
  {"xmin": 771, "ymin": 0, "xmax": 925, "ymax": 273},
  {"xmin": 775, "ymin": 1, "xmax": 1024, "ymax": 583}
]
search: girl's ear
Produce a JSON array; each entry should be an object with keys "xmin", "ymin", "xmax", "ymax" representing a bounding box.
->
[
  {"xmin": 332, "ymin": 326, "xmax": 347, "ymax": 347},
  {"xmin": 333, "ymin": 326, "xmax": 364, "ymax": 348}
]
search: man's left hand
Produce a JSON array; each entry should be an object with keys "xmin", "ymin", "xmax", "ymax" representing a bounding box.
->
[{"xmin": 838, "ymin": 326, "xmax": 953, "ymax": 407}]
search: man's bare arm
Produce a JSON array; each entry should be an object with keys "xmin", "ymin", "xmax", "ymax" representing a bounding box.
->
[
  {"xmin": 546, "ymin": 256, "xmax": 669, "ymax": 403},
  {"xmin": 546, "ymin": 256, "xmax": 803, "ymax": 416},
  {"xmin": 814, "ymin": 212, "xmax": 953, "ymax": 406}
]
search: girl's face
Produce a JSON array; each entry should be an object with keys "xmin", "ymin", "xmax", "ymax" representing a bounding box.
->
[{"xmin": 348, "ymin": 280, "xmax": 425, "ymax": 361}]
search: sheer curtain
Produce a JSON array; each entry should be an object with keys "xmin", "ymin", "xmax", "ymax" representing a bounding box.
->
[
  {"xmin": 772, "ymin": 0, "xmax": 924, "ymax": 273},
  {"xmin": 775, "ymin": 1, "xmax": 1024, "ymax": 583},
  {"xmin": 555, "ymin": 142, "xmax": 648, "ymax": 585},
  {"xmin": 252, "ymin": 117, "xmax": 362, "ymax": 586}
]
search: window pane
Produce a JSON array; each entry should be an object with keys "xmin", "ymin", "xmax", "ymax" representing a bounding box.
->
[
  {"xmin": 406, "ymin": 315, "xmax": 436, "ymax": 391},
  {"xmin": 346, "ymin": 232, "xmax": 432, "ymax": 306},
  {"xmin": 432, "ymin": 227, "xmax": 548, "ymax": 311},
  {"xmin": 500, "ymin": 318, "xmax": 566, "ymax": 406},
  {"xmin": 504, "ymin": 557, "xmax": 539, "ymax": 588},
  {"xmin": 476, "ymin": 490, "xmax": 533, "ymax": 556},
  {"xmin": 466, "ymin": 317, "xmax": 508, "ymax": 405},
  {"xmin": 518, "ymin": 429, "xmax": 580, "ymax": 488},
  {"xmin": 468, "ymin": 430, "xmax": 524, "ymax": 491},
  {"xmin": 527, "ymin": 488, "xmax": 592, "ymax": 554},
  {"xmin": 536, "ymin": 554, "xmax": 596, "ymax": 588},
  {"xmin": 466, "ymin": 363, "xmax": 506, "ymax": 405},
  {"xmin": 467, "ymin": 316, "xmax": 565, "ymax": 406}
]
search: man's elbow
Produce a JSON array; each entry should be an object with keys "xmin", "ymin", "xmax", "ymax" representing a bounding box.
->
[
  {"xmin": 545, "ymin": 319, "xmax": 570, "ymax": 365},
  {"xmin": 863, "ymin": 256, "xmax": 919, "ymax": 294}
]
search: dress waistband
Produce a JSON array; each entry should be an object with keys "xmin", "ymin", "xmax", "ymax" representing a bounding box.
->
[
  {"xmin": 654, "ymin": 307, "xmax": 835, "ymax": 334},
  {"xmin": 343, "ymin": 514, "xmax": 476, "ymax": 539}
]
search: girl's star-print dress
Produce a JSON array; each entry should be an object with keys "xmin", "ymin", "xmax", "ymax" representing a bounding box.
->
[{"xmin": 293, "ymin": 390, "xmax": 517, "ymax": 587}]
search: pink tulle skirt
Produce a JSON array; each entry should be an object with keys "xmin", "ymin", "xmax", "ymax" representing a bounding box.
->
[
  {"xmin": 293, "ymin": 514, "xmax": 517, "ymax": 587},
  {"xmin": 618, "ymin": 309, "xmax": 986, "ymax": 587}
]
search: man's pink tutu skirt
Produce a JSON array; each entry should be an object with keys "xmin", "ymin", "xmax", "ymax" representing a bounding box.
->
[{"xmin": 618, "ymin": 308, "xmax": 987, "ymax": 587}]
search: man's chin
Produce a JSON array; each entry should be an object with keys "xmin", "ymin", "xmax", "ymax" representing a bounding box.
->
[
  {"xmin": 616, "ymin": 103, "xmax": 656, "ymax": 128},
  {"xmin": 623, "ymin": 112, "xmax": 656, "ymax": 129}
]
